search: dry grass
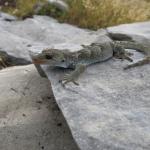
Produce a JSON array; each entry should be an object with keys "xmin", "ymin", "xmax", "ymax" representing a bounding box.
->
[
  {"xmin": 1, "ymin": 0, "xmax": 150, "ymax": 29},
  {"xmin": 61, "ymin": 0, "xmax": 150, "ymax": 29}
]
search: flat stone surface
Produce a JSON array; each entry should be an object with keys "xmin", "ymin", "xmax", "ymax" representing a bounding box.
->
[
  {"xmin": 42, "ymin": 56, "xmax": 150, "ymax": 150},
  {"xmin": 0, "ymin": 65, "xmax": 79, "ymax": 150},
  {"xmin": 0, "ymin": 14, "xmax": 150, "ymax": 150},
  {"xmin": 107, "ymin": 22, "xmax": 150, "ymax": 38},
  {"xmin": 40, "ymin": 23, "xmax": 150, "ymax": 150}
]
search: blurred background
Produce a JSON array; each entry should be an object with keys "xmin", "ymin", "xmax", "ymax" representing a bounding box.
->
[{"xmin": 0, "ymin": 0, "xmax": 150, "ymax": 30}]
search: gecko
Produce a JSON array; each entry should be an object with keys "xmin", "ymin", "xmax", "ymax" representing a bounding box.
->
[{"xmin": 31, "ymin": 32, "xmax": 150, "ymax": 86}]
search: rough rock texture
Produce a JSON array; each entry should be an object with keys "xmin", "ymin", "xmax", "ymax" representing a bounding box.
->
[
  {"xmin": 0, "ymin": 65, "xmax": 79, "ymax": 150},
  {"xmin": 0, "ymin": 12, "xmax": 17, "ymax": 21},
  {"xmin": 0, "ymin": 13, "xmax": 150, "ymax": 150},
  {"xmin": 107, "ymin": 22, "xmax": 150, "ymax": 38},
  {"xmin": 40, "ymin": 23, "xmax": 150, "ymax": 150},
  {"xmin": 42, "ymin": 54, "xmax": 150, "ymax": 150}
]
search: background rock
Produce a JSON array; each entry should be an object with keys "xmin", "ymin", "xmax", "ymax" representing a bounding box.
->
[
  {"xmin": 0, "ymin": 11, "xmax": 17, "ymax": 21},
  {"xmin": 47, "ymin": 0, "xmax": 69, "ymax": 12}
]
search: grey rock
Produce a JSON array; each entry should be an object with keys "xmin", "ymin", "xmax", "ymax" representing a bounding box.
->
[
  {"xmin": 0, "ymin": 12, "xmax": 150, "ymax": 150},
  {"xmin": 0, "ymin": 50, "xmax": 30, "ymax": 68},
  {"xmin": 0, "ymin": 65, "xmax": 79, "ymax": 150},
  {"xmin": 107, "ymin": 21, "xmax": 150, "ymax": 38},
  {"xmin": 0, "ymin": 11, "xmax": 17, "ymax": 21},
  {"xmin": 33, "ymin": 0, "xmax": 69, "ymax": 14},
  {"xmin": 39, "ymin": 22, "xmax": 150, "ymax": 150},
  {"xmin": 47, "ymin": 0, "xmax": 69, "ymax": 11},
  {"xmin": 41, "ymin": 52, "xmax": 150, "ymax": 150}
]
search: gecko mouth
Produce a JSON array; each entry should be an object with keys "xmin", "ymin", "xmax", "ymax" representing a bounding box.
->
[{"xmin": 32, "ymin": 59, "xmax": 46, "ymax": 64}]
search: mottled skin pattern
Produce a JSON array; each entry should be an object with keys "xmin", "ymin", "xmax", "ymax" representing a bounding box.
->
[{"xmin": 31, "ymin": 35, "xmax": 150, "ymax": 86}]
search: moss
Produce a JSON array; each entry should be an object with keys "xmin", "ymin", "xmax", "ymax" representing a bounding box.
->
[{"xmin": 37, "ymin": 3, "xmax": 65, "ymax": 18}]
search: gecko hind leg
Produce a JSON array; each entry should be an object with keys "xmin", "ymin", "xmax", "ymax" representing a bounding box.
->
[
  {"xmin": 123, "ymin": 53, "xmax": 133, "ymax": 62},
  {"xmin": 124, "ymin": 56, "xmax": 150, "ymax": 70},
  {"xmin": 114, "ymin": 43, "xmax": 133, "ymax": 62}
]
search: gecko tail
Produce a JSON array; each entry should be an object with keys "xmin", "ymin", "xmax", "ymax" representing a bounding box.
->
[{"xmin": 107, "ymin": 32, "xmax": 134, "ymax": 42}]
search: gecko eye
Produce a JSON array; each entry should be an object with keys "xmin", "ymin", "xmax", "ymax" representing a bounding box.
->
[
  {"xmin": 45, "ymin": 54, "xmax": 52, "ymax": 59},
  {"xmin": 61, "ymin": 59, "xmax": 65, "ymax": 62}
]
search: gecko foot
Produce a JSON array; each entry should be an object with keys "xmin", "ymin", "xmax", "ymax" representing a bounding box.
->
[{"xmin": 59, "ymin": 74, "xmax": 79, "ymax": 86}]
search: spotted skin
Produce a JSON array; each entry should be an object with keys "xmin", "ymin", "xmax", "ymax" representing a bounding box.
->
[{"xmin": 31, "ymin": 40, "xmax": 150, "ymax": 86}]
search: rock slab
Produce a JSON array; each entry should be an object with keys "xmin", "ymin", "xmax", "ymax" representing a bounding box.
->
[
  {"xmin": 0, "ymin": 13, "xmax": 150, "ymax": 150},
  {"xmin": 0, "ymin": 65, "xmax": 78, "ymax": 150},
  {"xmin": 40, "ymin": 22, "xmax": 150, "ymax": 150}
]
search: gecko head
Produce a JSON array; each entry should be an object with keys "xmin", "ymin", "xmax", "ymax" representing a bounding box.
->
[{"xmin": 31, "ymin": 48, "xmax": 66, "ymax": 67}]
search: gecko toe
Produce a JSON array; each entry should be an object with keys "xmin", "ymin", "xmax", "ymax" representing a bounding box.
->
[
  {"xmin": 124, "ymin": 65, "xmax": 130, "ymax": 70},
  {"xmin": 72, "ymin": 81, "xmax": 79, "ymax": 86}
]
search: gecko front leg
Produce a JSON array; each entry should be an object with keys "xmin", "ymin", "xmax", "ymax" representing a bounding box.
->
[
  {"xmin": 0, "ymin": 57, "xmax": 7, "ymax": 68},
  {"xmin": 60, "ymin": 64, "xmax": 86, "ymax": 86}
]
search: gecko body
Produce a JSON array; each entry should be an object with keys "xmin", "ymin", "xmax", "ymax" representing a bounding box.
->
[{"xmin": 31, "ymin": 32, "xmax": 150, "ymax": 85}]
